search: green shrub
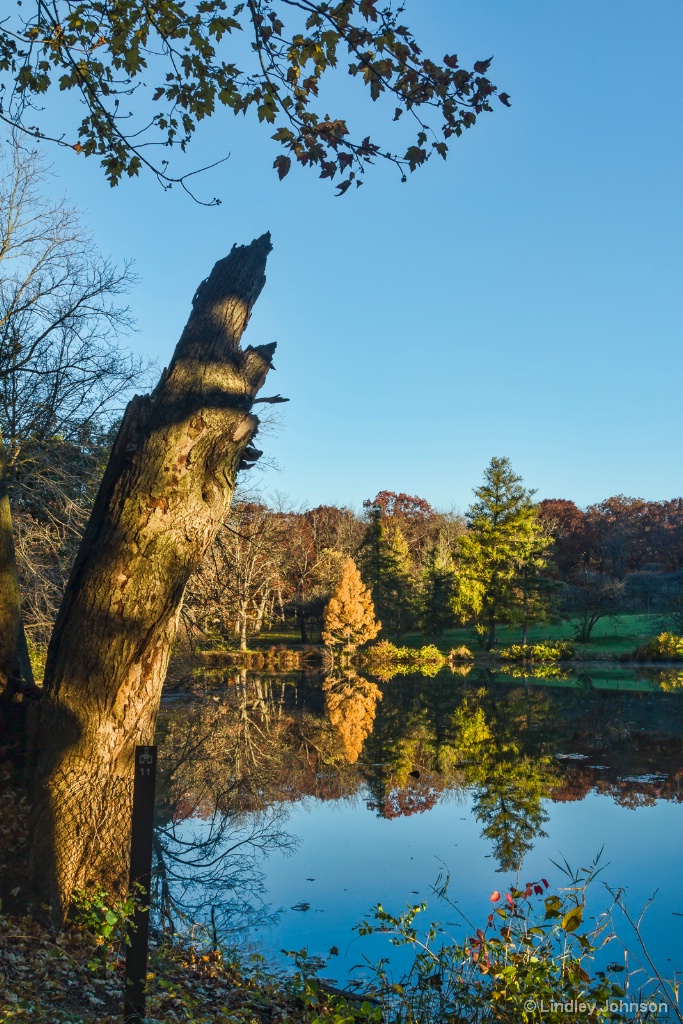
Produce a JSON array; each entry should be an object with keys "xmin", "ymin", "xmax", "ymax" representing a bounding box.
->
[
  {"xmin": 70, "ymin": 885, "xmax": 141, "ymax": 971},
  {"xmin": 415, "ymin": 644, "xmax": 444, "ymax": 664},
  {"xmin": 499, "ymin": 641, "xmax": 574, "ymax": 663},
  {"xmin": 366, "ymin": 642, "xmax": 444, "ymax": 666},
  {"xmin": 633, "ymin": 632, "xmax": 683, "ymax": 661},
  {"xmin": 364, "ymin": 641, "xmax": 446, "ymax": 679},
  {"xmin": 365, "ymin": 640, "xmax": 400, "ymax": 662}
]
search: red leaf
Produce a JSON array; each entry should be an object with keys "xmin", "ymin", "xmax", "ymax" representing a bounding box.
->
[
  {"xmin": 473, "ymin": 56, "xmax": 493, "ymax": 74},
  {"xmin": 489, "ymin": 891, "xmax": 501, "ymax": 902},
  {"xmin": 273, "ymin": 155, "xmax": 291, "ymax": 180},
  {"xmin": 506, "ymin": 893, "xmax": 514, "ymax": 906},
  {"xmin": 534, "ymin": 885, "xmax": 543, "ymax": 895},
  {"xmin": 542, "ymin": 878, "xmax": 549, "ymax": 889}
]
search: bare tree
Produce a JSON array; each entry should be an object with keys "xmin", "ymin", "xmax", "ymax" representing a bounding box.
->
[
  {"xmin": 183, "ymin": 499, "xmax": 289, "ymax": 652},
  {"xmin": 0, "ymin": 142, "xmax": 144, "ymax": 701}
]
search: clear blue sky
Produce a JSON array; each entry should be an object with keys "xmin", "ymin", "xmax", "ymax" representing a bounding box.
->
[{"xmin": 36, "ymin": 1, "xmax": 683, "ymax": 512}]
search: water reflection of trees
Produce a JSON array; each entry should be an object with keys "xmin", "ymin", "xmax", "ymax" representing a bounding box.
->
[
  {"xmin": 322, "ymin": 671, "xmax": 382, "ymax": 763},
  {"xmin": 154, "ymin": 672, "xmax": 359, "ymax": 935},
  {"xmin": 154, "ymin": 670, "xmax": 683, "ymax": 930},
  {"xmin": 363, "ymin": 680, "xmax": 557, "ymax": 871}
]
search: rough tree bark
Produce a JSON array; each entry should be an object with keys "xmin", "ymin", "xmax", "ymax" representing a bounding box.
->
[{"xmin": 27, "ymin": 234, "xmax": 276, "ymax": 919}]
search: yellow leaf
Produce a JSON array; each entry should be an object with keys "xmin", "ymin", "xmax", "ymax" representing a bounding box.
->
[{"xmin": 561, "ymin": 906, "xmax": 583, "ymax": 933}]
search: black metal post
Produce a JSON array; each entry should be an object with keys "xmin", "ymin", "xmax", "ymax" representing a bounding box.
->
[{"xmin": 124, "ymin": 744, "xmax": 157, "ymax": 1024}]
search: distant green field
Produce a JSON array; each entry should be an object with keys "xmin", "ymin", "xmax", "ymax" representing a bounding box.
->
[
  {"xmin": 399, "ymin": 613, "xmax": 661, "ymax": 657},
  {"xmin": 252, "ymin": 613, "xmax": 662, "ymax": 658}
]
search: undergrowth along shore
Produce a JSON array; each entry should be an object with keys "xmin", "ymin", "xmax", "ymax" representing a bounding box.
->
[
  {"xmin": 25, "ymin": 615, "xmax": 683, "ymax": 686},
  {"xmin": 1, "ymin": 856, "xmax": 680, "ymax": 1023},
  {"xmin": 163, "ymin": 632, "xmax": 683, "ymax": 685}
]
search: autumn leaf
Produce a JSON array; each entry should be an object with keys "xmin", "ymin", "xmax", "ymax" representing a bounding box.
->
[
  {"xmin": 273, "ymin": 155, "xmax": 291, "ymax": 180},
  {"xmin": 561, "ymin": 906, "xmax": 584, "ymax": 933}
]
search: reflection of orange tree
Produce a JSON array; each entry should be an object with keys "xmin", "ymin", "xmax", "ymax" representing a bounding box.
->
[{"xmin": 322, "ymin": 672, "xmax": 382, "ymax": 763}]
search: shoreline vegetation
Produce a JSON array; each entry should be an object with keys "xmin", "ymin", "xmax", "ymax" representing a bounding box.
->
[
  {"xmin": 0, "ymin": 840, "xmax": 679, "ymax": 1022},
  {"xmin": 25, "ymin": 610, "xmax": 683, "ymax": 687},
  {"xmin": 154, "ymin": 614, "xmax": 683, "ymax": 681}
]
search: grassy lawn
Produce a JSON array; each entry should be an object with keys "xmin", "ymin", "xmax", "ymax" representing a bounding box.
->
[
  {"xmin": 248, "ymin": 614, "xmax": 662, "ymax": 658},
  {"xmin": 251, "ymin": 626, "xmax": 304, "ymax": 648},
  {"xmin": 399, "ymin": 613, "xmax": 661, "ymax": 657}
]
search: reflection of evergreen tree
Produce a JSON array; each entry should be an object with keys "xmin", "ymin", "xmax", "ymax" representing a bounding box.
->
[
  {"xmin": 449, "ymin": 690, "xmax": 555, "ymax": 872},
  {"xmin": 472, "ymin": 758, "xmax": 550, "ymax": 872}
]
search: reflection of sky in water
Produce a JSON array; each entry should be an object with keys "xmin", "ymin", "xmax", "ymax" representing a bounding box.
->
[{"xmin": 237, "ymin": 790, "xmax": 683, "ymax": 986}]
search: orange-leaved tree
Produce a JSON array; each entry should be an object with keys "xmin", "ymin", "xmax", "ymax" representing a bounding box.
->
[{"xmin": 322, "ymin": 557, "xmax": 380, "ymax": 650}]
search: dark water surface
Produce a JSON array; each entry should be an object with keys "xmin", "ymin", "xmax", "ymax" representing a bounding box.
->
[{"xmin": 153, "ymin": 666, "xmax": 683, "ymax": 983}]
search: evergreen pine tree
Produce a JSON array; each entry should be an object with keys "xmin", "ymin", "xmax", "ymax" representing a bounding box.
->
[
  {"xmin": 419, "ymin": 534, "xmax": 457, "ymax": 638},
  {"xmin": 322, "ymin": 557, "xmax": 381, "ymax": 650},
  {"xmin": 359, "ymin": 512, "xmax": 416, "ymax": 636},
  {"xmin": 511, "ymin": 544, "xmax": 556, "ymax": 644},
  {"xmin": 386, "ymin": 525, "xmax": 418, "ymax": 635},
  {"xmin": 453, "ymin": 457, "xmax": 551, "ymax": 647}
]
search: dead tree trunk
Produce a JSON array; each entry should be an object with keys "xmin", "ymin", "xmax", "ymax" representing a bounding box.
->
[{"xmin": 27, "ymin": 234, "xmax": 276, "ymax": 919}]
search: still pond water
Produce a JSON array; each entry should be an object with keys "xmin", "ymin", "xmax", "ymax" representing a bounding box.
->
[{"xmin": 153, "ymin": 666, "xmax": 683, "ymax": 985}]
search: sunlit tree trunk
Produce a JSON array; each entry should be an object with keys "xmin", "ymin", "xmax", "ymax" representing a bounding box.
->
[
  {"xmin": 27, "ymin": 235, "xmax": 275, "ymax": 919},
  {"xmin": 239, "ymin": 602, "xmax": 249, "ymax": 652}
]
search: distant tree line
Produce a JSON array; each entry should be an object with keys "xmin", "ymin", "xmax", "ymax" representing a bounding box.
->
[
  {"xmin": 177, "ymin": 465, "xmax": 683, "ymax": 651},
  {"xmin": 538, "ymin": 496, "xmax": 683, "ymax": 639},
  {"xmin": 13, "ymin": 422, "xmax": 683, "ymax": 658}
]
